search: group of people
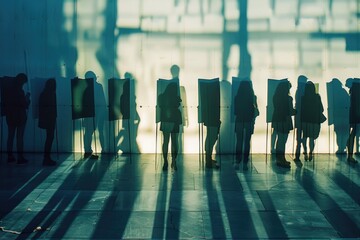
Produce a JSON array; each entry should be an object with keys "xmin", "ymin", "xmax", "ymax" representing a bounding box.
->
[
  {"xmin": 271, "ymin": 75, "xmax": 359, "ymax": 168},
  {"xmin": 1, "ymin": 69, "xmax": 359, "ymax": 171},
  {"xmin": 2, "ymin": 74, "xmax": 57, "ymax": 166}
]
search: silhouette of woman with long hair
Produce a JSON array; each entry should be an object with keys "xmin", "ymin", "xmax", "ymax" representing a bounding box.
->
[
  {"xmin": 300, "ymin": 81, "xmax": 325, "ymax": 162},
  {"xmin": 38, "ymin": 78, "xmax": 57, "ymax": 166},
  {"xmin": 272, "ymin": 81, "xmax": 296, "ymax": 168},
  {"xmin": 158, "ymin": 82, "xmax": 182, "ymax": 171},
  {"xmin": 234, "ymin": 81, "xmax": 259, "ymax": 170}
]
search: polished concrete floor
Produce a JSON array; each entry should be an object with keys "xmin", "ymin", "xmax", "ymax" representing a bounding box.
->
[{"xmin": 0, "ymin": 153, "xmax": 359, "ymax": 239}]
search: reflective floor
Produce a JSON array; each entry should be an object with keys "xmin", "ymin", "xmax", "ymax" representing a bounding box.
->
[{"xmin": 0, "ymin": 153, "xmax": 359, "ymax": 239}]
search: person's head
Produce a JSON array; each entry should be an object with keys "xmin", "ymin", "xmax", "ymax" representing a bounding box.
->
[
  {"xmin": 45, "ymin": 78, "xmax": 56, "ymax": 92},
  {"xmin": 297, "ymin": 75, "xmax": 308, "ymax": 84},
  {"xmin": 16, "ymin": 73, "xmax": 28, "ymax": 86},
  {"xmin": 275, "ymin": 80, "xmax": 291, "ymax": 97},
  {"xmin": 170, "ymin": 65, "xmax": 180, "ymax": 78},
  {"xmin": 85, "ymin": 71, "xmax": 97, "ymax": 81},
  {"xmin": 304, "ymin": 81, "xmax": 316, "ymax": 96},
  {"xmin": 124, "ymin": 72, "xmax": 133, "ymax": 80},
  {"xmin": 238, "ymin": 81, "xmax": 254, "ymax": 97},
  {"xmin": 345, "ymin": 78, "xmax": 353, "ymax": 88}
]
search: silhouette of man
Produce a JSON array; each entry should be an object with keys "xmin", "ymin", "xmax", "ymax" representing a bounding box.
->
[
  {"xmin": 202, "ymin": 80, "xmax": 221, "ymax": 169},
  {"xmin": 346, "ymin": 78, "xmax": 360, "ymax": 164},
  {"xmin": 83, "ymin": 71, "xmax": 106, "ymax": 158},
  {"xmin": 38, "ymin": 78, "xmax": 57, "ymax": 166},
  {"xmin": 6, "ymin": 73, "xmax": 31, "ymax": 164},
  {"xmin": 329, "ymin": 78, "xmax": 349, "ymax": 154}
]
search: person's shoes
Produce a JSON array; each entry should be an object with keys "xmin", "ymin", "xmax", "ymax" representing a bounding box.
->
[
  {"xmin": 347, "ymin": 157, "xmax": 358, "ymax": 164},
  {"xmin": 309, "ymin": 153, "xmax": 313, "ymax": 161},
  {"xmin": 304, "ymin": 153, "xmax": 309, "ymax": 161},
  {"xmin": 335, "ymin": 150, "xmax": 346, "ymax": 155},
  {"xmin": 17, "ymin": 157, "xmax": 28, "ymax": 165},
  {"xmin": 206, "ymin": 161, "xmax": 220, "ymax": 169},
  {"xmin": 84, "ymin": 152, "xmax": 99, "ymax": 159},
  {"xmin": 162, "ymin": 161, "xmax": 168, "ymax": 171},
  {"xmin": 294, "ymin": 159, "xmax": 303, "ymax": 167},
  {"xmin": 243, "ymin": 164, "xmax": 249, "ymax": 171},
  {"xmin": 276, "ymin": 160, "xmax": 291, "ymax": 168},
  {"xmin": 7, "ymin": 155, "xmax": 16, "ymax": 163},
  {"xmin": 43, "ymin": 159, "xmax": 57, "ymax": 166}
]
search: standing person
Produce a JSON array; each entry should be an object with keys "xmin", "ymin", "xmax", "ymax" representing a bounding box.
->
[
  {"xmin": 329, "ymin": 78, "xmax": 349, "ymax": 154},
  {"xmin": 203, "ymin": 81, "xmax": 221, "ymax": 169},
  {"xmin": 346, "ymin": 79, "xmax": 360, "ymax": 164},
  {"xmin": 234, "ymin": 81, "xmax": 259, "ymax": 170},
  {"xmin": 294, "ymin": 75, "xmax": 307, "ymax": 161},
  {"xmin": 83, "ymin": 71, "xmax": 107, "ymax": 158},
  {"xmin": 300, "ymin": 81, "xmax": 326, "ymax": 162},
  {"xmin": 38, "ymin": 78, "xmax": 57, "ymax": 166},
  {"xmin": 158, "ymin": 82, "xmax": 182, "ymax": 171},
  {"xmin": 6, "ymin": 73, "xmax": 31, "ymax": 164},
  {"xmin": 272, "ymin": 81, "xmax": 296, "ymax": 168}
]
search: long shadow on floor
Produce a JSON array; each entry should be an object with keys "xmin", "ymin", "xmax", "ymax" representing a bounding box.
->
[
  {"xmin": 0, "ymin": 154, "xmax": 70, "ymax": 222},
  {"xmin": 15, "ymin": 154, "xmax": 113, "ymax": 239}
]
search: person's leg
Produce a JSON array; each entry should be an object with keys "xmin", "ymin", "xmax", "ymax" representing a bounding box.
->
[
  {"xmin": 83, "ymin": 118, "xmax": 94, "ymax": 155},
  {"xmin": 170, "ymin": 133, "xmax": 179, "ymax": 170},
  {"xmin": 271, "ymin": 128, "xmax": 277, "ymax": 154},
  {"xmin": 243, "ymin": 129, "xmax": 252, "ymax": 170},
  {"xmin": 243, "ymin": 129, "xmax": 252, "ymax": 163},
  {"xmin": 295, "ymin": 127, "xmax": 302, "ymax": 160},
  {"xmin": 83, "ymin": 118, "xmax": 98, "ymax": 159},
  {"xmin": 43, "ymin": 128, "xmax": 56, "ymax": 166},
  {"xmin": 355, "ymin": 123, "xmax": 360, "ymax": 154},
  {"xmin": 347, "ymin": 125, "xmax": 357, "ymax": 163},
  {"xmin": 7, "ymin": 124, "xmax": 16, "ymax": 162},
  {"xmin": 162, "ymin": 132, "xmax": 170, "ymax": 170},
  {"xmin": 205, "ymin": 126, "xmax": 219, "ymax": 168},
  {"xmin": 334, "ymin": 124, "xmax": 348, "ymax": 154},
  {"xmin": 302, "ymin": 136, "xmax": 308, "ymax": 161},
  {"xmin": 16, "ymin": 124, "xmax": 27, "ymax": 163},
  {"xmin": 235, "ymin": 130, "xmax": 244, "ymax": 164},
  {"xmin": 309, "ymin": 137, "xmax": 315, "ymax": 161},
  {"xmin": 276, "ymin": 132, "xmax": 290, "ymax": 168}
]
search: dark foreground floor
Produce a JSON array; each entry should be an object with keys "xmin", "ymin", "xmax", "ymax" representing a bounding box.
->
[{"xmin": 0, "ymin": 153, "xmax": 359, "ymax": 239}]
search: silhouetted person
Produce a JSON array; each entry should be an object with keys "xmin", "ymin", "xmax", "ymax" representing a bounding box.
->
[
  {"xmin": 6, "ymin": 73, "xmax": 30, "ymax": 164},
  {"xmin": 171, "ymin": 65, "xmax": 188, "ymax": 153},
  {"xmin": 329, "ymin": 78, "xmax": 349, "ymax": 154},
  {"xmin": 158, "ymin": 82, "xmax": 182, "ymax": 171},
  {"xmin": 294, "ymin": 75, "xmax": 307, "ymax": 161},
  {"xmin": 83, "ymin": 71, "xmax": 105, "ymax": 159},
  {"xmin": 38, "ymin": 78, "xmax": 57, "ymax": 166},
  {"xmin": 272, "ymin": 81, "xmax": 296, "ymax": 168},
  {"xmin": 300, "ymin": 81, "xmax": 325, "ymax": 162},
  {"xmin": 203, "ymin": 83, "xmax": 221, "ymax": 169},
  {"xmin": 116, "ymin": 72, "xmax": 141, "ymax": 153},
  {"xmin": 346, "ymin": 78, "xmax": 360, "ymax": 164},
  {"xmin": 234, "ymin": 81, "xmax": 259, "ymax": 171},
  {"xmin": 117, "ymin": 78, "xmax": 131, "ymax": 152}
]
